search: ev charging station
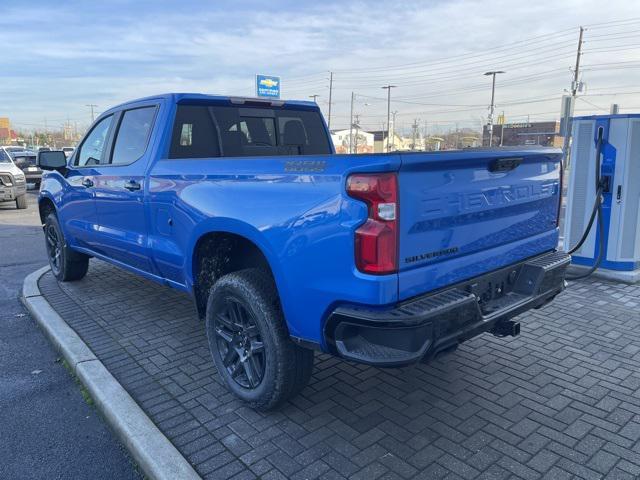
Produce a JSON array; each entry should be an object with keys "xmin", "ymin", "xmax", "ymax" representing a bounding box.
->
[{"xmin": 563, "ymin": 114, "xmax": 640, "ymax": 282}]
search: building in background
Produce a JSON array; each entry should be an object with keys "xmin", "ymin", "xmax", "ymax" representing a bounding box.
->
[
  {"xmin": 483, "ymin": 121, "xmax": 563, "ymax": 147},
  {"xmin": 0, "ymin": 117, "xmax": 13, "ymax": 144},
  {"xmin": 331, "ymin": 129, "xmax": 374, "ymax": 154},
  {"xmin": 371, "ymin": 130, "xmax": 404, "ymax": 152}
]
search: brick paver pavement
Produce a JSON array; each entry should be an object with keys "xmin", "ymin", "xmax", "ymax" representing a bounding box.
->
[{"xmin": 39, "ymin": 261, "xmax": 640, "ymax": 479}]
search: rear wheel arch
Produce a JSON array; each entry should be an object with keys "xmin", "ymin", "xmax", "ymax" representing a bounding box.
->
[{"xmin": 191, "ymin": 231, "xmax": 281, "ymax": 321}]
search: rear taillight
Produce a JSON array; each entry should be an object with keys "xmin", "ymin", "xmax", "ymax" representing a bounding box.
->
[{"xmin": 347, "ymin": 173, "xmax": 398, "ymax": 274}]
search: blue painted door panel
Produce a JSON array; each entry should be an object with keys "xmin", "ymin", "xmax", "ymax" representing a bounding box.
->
[
  {"xmin": 397, "ymin": 149, "xmax": 562, "ymax": 300},
  {"xmin": 91, "ymin": 164, "xmax": 153, "ymax": 273},
  {"xmin": 58, "ymin": 168, "xmax": 99, "ymax": 250}
]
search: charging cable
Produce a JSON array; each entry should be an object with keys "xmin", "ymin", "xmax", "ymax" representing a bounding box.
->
[{"xmin": 565, "ymin": 127, "xmax": 605, "ymax": 280}]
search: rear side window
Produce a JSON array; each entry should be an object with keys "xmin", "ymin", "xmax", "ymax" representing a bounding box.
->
[
  {"xmin": 169, "ymin": 104, "xmax": 331, "ymax": 159},
  {"xmin": 111, "ymin": 106, "xmax": 156, "ymax": 165},
  {"xmin": 169, "ymin": 105, "xmax": 220, "ymax": 158}
]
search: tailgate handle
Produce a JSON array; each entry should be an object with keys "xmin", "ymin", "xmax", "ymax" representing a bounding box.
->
[{"xmin": 489, "ymin": 157, "xmax": 523, "ymax": 172}]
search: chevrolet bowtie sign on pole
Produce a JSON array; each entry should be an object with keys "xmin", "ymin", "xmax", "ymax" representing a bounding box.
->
[{"xmin": 256, "ymin": 74, "xmax": 280, "ymax": 99}]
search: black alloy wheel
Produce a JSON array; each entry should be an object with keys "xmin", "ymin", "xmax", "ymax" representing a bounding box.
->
[
  {"xmin": 43, "ymin": 213, "xmax": 90, "ymax": 282},
  {"xmin": 205, "ymin": 268, "xmax": 315, "ymax": 410},
  {"xmin": 213, "ymin": 296, "xmax": 266, "ymax": 389},
  {"xmin": 46, "ymin": 223, "xmax": 62, "ymax": 276}
]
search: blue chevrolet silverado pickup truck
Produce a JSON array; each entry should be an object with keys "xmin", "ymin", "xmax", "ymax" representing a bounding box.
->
[{"xmin": 37, "ymin": 93, "xmax": 569, "ymax": 409}]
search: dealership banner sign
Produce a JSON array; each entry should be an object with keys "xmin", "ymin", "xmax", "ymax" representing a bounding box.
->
[{"xmin": 256, "ymin": 74, "xmax": 280, "ymax": 98}]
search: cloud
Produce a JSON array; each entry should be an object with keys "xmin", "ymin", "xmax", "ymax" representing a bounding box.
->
[{"xmin": 2, "ymin": 0, "xmax": 640, "ymax": 132}]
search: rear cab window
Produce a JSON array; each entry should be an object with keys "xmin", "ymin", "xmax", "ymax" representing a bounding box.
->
[{"xmin": 169, "ymin": 103, "xmax": 331, "ymax": 159}]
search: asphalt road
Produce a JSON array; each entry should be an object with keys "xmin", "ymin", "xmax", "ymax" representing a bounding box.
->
[{"xmin": 0, "ymin": 190, "xmax": 141, "ymax": 480}]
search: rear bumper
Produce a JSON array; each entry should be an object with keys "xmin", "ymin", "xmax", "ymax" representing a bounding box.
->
[
  {"xmin": 24, "ymin": 171, "xmax": 42, "ymax": 183},
  {"xmin": 324, "ymin": 250, "xmax": 570, "ymax": 367}
]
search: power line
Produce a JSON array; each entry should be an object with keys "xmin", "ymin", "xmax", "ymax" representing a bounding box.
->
[
  {"xmin": 584, "ymin": 17, "xmax": 640, "ymax": 29},
  {"xmin": 333, "ymin": 27, "xmax": 577, "ymax": 74},
  {"xmin": 333, "ymin": 43, "xmax": 576, "ymax": 81},
  {"xmin": 328, "ymin": 53, "xmax": 576, "ymax": 90},
  {"xmin": 577, "ymin": 97, "xmax": 608, "ymax": 111}
]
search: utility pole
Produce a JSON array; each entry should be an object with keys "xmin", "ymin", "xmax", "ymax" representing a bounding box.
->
[
  {"xmin": 561, "ymin": 26, "xmax": 584, "ymax": 166},
  {"xmin": 423, "ymin": 122, "xmax": 428, "ymax": 151},
  {"xmin": 309, "ymin": 94, "xmax": 319, "ymax": 103},
  {"xmin": 353, "ymin": 114, "xmax": 361, "ymax": 153},
  {"xmin": 349, "ymin": 92, "xmax": 355, "ymax": 154},
  {"xmin": 382, "ymin": 85, "xmax": 396, "ymax": 152},
  {"xmin": 327, "ymin": 72, "xmax": 334, "ymax": 131},
  {"xmin": 411, "ymin": 118, "xmax": 419, "ymax": 150},
  {"xmin": 571, "ymin": 26, "xmax": 584, "ymax": 98},
  {"xmin": 390, "ymin": 111, "xmax": 398, "ymax": 151},
  {"xmin": 86, "ymin": 104, "xmax": 98, "ymax": 123},
  {"xmin": 455, "ymin": 122, "xmax": 460, "ymax": 149},
  {"xmin": 484, "ymin": 71, "xmax": 505, "ymax": 147}
]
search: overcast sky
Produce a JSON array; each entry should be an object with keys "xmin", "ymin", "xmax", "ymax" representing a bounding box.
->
[{"xmin": 2, "ymin": 0, "xmax": 639, "ymax": 134}]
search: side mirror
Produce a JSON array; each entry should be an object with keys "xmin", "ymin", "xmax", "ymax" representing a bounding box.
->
[{"xmin": 37, "ymin": 150, "xmax": 67, "ymax": 172}]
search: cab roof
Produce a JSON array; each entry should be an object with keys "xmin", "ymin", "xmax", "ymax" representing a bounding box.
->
[{"xmin": 103, "ymin": 93, "xmax": 318, "ymax": 117}]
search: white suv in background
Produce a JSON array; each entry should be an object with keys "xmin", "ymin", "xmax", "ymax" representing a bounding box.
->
[{"xmin": 0, "ymin": 148, "xmax": 27, "ymax": 209}]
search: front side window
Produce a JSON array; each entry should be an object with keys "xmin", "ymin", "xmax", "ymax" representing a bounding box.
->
[
  {"xmin": 111, "ymin": 107, "xmax": 156, "ymax": 165},
  {"xmin": 76, "ymin": 115, "xmax": 114, "ymax": 166},
  {"xmin": 0, "ymin": 149, "xmax": 10, "ymax": 163}
]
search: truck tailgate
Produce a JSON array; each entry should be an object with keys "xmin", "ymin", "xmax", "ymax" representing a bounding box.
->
[{"xmin": 398, "ymin": 148, "xmax": 562, "ymax": 300}]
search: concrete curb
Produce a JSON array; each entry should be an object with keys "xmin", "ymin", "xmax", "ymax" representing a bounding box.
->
[{"xmin": 21, "ymin": 266, "xmax": 201, "ymax": 480}]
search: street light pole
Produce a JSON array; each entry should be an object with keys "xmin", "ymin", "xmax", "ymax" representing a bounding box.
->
[
  {"xmin": 85, "ymin": 104, "xmax": 98, "ymax": 123},
  {"xmin": 309, "ymin": 94, "xmax": 319, "ymax": 103},
  {"xmin": 483, "ymin": 71, "xmax": 504, "ymax": 147},
  {"xmin": 327, "ymin": 71, "xmax": 334, "ymax": 131},
  {"xmin": 349, "ymin": 92, "xmax": 355, "ymax": 154},
  {"xmin": 381, "ymin": 85, "xmax": 396, "ymax": 152}
]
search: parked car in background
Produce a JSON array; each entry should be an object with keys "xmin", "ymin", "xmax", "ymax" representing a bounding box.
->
[
  {"xmin": 0, "ymin": 148, "xmax": 27, "ymax": 209},
  {"xmin": 62, "ymin": 147, "xmax": 75, "ymax": 158},
  {"xmin": 1, "ymin": 146, "xmax": 42, "ymax": 187},
  {"xmin": 37, "ymin": 93, "xmax": 569, "ymax": 409}
]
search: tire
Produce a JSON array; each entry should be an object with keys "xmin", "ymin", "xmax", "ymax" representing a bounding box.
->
[
  {"xmin": 15, "ymin": 194, "xmax": 27, "ymax": 209},
  {"xmin": 44, "ymin": 213, "xmax": 90, "ymax": 282},
  {"xmin": 205, "ymin": 268, "xmax": 314, "ymax": 410}
]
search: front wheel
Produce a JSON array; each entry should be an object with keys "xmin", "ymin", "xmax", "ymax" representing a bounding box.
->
[
  {"xmin": 205, "ymin": 269, "xmax": 314, "ymax": 410},
  {"xmin": 15, "ymin": 194, "xmax": 27, "ymax": 209},
  {"xmin": 44, "ymin": 213, "xmax": 90, "ymax": 281}
]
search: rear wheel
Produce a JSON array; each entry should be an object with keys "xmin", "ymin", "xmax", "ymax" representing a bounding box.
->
[
  {"xmin": 205, "ymin": 269, "xmax": 314, "ymax": 410},
  {"xmin": 44, "ymin": 213, "xmax": 90, "ymax": 281},
  {"xmin": 15, "ymin": 194, "xmax": 27, "ymax": 209}
]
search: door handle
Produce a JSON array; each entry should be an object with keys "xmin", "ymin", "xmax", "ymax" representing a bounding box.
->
[
  {"xmin": 124, "ymin": 179, "xmax": 141, "ymax": 191},
  {"xmin": 82, "ymin": 177, "xmax": 94, "ymax": 188}
]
